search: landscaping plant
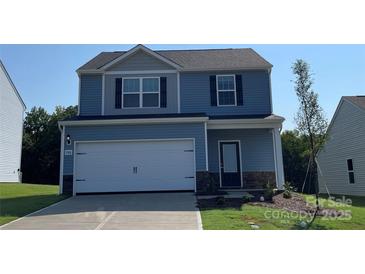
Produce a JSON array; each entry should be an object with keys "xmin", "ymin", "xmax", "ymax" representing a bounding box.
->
[
  {"xmin": 283, "ymin": 181, "xmax": 295, "ymax": 199},
  {"xmin": 292, "ymin": 59, "xmax": 328, "ymax": 223},
  {"xmin": 263, "ymin": 182, "xmax": 275, "ymax": 202}
]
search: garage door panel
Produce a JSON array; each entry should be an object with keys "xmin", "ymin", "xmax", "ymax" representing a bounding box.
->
[{"xmin": 74, "ymin": 140, "xmax": 195, "ymax": 193}]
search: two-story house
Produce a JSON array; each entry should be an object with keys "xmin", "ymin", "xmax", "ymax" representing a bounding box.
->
[
  {"xmin": 58, "ymin": 45, "xmax": 285, "ymax": 195},
  {"xmin": 0, "ymin": 60, "xmax": 26, "ymax": 183},
  {"xmin": 318, "ymin": 96, "xmax": 365, "ymax": 196}
]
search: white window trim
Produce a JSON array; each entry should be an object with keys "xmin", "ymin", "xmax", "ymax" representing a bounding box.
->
[
  {"xmin": 216, "ymin": 75, "xmax": 237, "ymax": 107},
  {"xmin": 122, "ymin": 77, "xmax": 161, "ymax": 109},
  {"xmin": 346, "ymin": 158, "xmax": 355, "ymax": 184}
]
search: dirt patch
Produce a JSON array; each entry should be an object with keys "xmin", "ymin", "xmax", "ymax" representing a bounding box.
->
[{"xmin": 249, "ymin": 192, "xmax": 343, "ymax": 217}]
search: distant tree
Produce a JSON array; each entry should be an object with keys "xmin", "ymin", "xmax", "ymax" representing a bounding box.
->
[
  {"xmin": 21, "ymin": 105, "xmax": 77, "ymax": 184},
  {"xmin": 292, "ymin": 59, "xmax": 328, "ymax": 216},
  {"xmin": 281, "ymin": 130, "xmax": 309, "ymax": 192}
]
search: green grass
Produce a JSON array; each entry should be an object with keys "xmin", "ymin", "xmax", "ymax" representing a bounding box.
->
[
  {"xmin": 0, "ymin": 183, "xmax": 69, "ymax": 226},
  {"xmin": 200, "ymin": 194, "xmax": 365, "ymax": 230}
]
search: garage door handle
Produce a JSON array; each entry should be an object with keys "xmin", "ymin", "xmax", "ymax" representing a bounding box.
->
[
  {"xmin": 185, "ymin": 176, "xmax": 195, "ymax": 179},
  {"xmin": 76, "ymin": 179, "xmax": 86, "ymax": 182}
]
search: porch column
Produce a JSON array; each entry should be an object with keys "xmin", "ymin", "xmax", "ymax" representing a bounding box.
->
[{"xmin": 272, "ymin": 128, "xmax": 285, "ymax": 189}]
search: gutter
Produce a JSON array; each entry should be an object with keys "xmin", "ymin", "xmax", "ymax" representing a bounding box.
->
[{"xmin": 58, "ymin": 116, "xmax": 284, "ymax": 128}]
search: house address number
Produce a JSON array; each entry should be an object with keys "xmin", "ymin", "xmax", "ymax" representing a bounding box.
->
[{"xmin": 64, "ymin": 150, "xmax": 73, "ymax": 156}]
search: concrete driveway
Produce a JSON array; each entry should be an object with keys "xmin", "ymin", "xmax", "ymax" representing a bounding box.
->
[{"xmin": 0, "ymin": 192, "xmax": 202, "ymax": 230}]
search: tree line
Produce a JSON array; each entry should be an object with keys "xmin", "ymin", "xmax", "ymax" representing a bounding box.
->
[{"xmin": 21, "ymin": 105, "xmax": 77, "ymax": 184}]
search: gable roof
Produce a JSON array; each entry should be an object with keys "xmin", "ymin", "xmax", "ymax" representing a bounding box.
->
[
  {"xmin": 77, "ymin": 45, "xmax": 272, "ymax": 72},
  {"xmin": 0, "ymin": 60, "xmax": 26, "ymax": 110},
  {"xmin": 324, "ymin": 95, "xmax": 365, "ymax": 138}
]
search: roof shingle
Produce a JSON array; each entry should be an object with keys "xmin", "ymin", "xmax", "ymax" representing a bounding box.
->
[
  {"xmin": 77, "ymin": 47, "xmax": 272, "ymax": 71},
  {"xmin": 344, "ymin": 96, "xmax": 365, "ymax": 110}
]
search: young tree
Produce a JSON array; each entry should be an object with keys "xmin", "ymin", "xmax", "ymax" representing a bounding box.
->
[{"xmin": 292, "ymin": 59, "xmax": 328, "ymax": 220}]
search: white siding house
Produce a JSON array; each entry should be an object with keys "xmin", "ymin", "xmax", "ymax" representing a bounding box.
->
[
  {"xmin": 318, "ymin": 96, "xmax": 365, "ymax": 196},
  {"xmin": 0, "ymin": 61, "xmax": 26, "ymax": 182}
]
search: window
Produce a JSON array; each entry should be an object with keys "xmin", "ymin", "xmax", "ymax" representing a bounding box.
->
[
  {"xmin": 217, "ymin": 75, "xmax": 236, "ymax": 106},
  {"xmin": 347, "ymin": 159, "xmax": 355, "ymax": 184},
  {"xmin": 142, "ymin": 78, "xmax": 159, "ymax": 107},
  {"xmin": 123, "ymin": 77, "xmax": 160, "ymax": 108}
]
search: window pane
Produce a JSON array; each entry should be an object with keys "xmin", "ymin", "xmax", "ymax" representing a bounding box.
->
[
  {"xmin": 143, "ymin": 93, "xmax": 159, "ymax": 107},
  {"xmin": 347, "ymin": 159, "xmax": 353, "ymax": 171},
  {"xmin": 123, "ymin": 79, "xmax": 139, "ymax": 93},
  {"xmin": 218, "ymin": 91, "xmax": 235, "ymax": 105},
  {"xmin": 123, "ymin": 94, "xmax": 139, "ymax": 107},
  {"xmin": 349, "ymin": 172, "xmax": 355, "ymax": 184},
  {"xmin": 223, "ymin": 144, "xmax": 237, "ymax": 172},
  {"xmin": 143, "ymin": 78, "xmax": 159, "ymax": 92},
  {"xmin": 218, "ymin": 76, "xmax": 235, "ymax": 90}
]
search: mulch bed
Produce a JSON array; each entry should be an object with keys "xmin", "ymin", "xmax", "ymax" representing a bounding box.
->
[
  {"xmin": 249, "ymin": 192, "xmax": 343, "ymax": 217},
  {"xmin": 198, "ymin": 192, "xmax": 344, "ymax": 217}
]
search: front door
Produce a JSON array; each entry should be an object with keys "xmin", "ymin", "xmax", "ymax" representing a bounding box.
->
[{"xmin": 219, "ymin": 141, "xmax": 241, "ymax": 188}]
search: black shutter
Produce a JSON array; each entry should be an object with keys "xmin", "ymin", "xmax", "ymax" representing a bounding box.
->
[
  {"xmin": 115, "ymin": 78, "xmax": 122, "ymax": 108},
  {"xmin": 160, "ymin": 77, "xmax": 167, "ymax": 108},
  {"xmin": 210, "ymin": 75, "xmax": 217, "ymax": 106},
  {"xmin": 236, "ymin": 74, "xmax": 243, "ymax": 106}
]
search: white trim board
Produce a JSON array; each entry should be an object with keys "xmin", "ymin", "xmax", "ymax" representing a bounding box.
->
[
  {"xmin": 101, "ymin": 74, "xmax": 105, "ymax": 115},
  {"xmin": 59, "ymin": 117, "xmax": 284, "ymax": 128},
  {"xmin": 204, "ymin": 122, "xmax": 208, "ymax": 171},
  {"xmin": 99, "ymin": 45, "xmax": 182, "ymax": 71},
  {"xmin": 59, "ymin": 126, "xmax": 65, "ymax": 194},
  {"xmin": 105, "ymin": 70, "xmax": 177, "ymax": 75},
  {"xmin": 59, "ymin": 117, "xmax": 208, "ymax": 127}
]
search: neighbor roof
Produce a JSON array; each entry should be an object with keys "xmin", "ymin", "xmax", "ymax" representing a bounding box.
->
[
  {"xmin": 343, "ymin": 96, "xmax": 365, "ymax": 110},
  {"xmin": 77, "ymin": 46, "xmax": 272, "ymax": 72}
]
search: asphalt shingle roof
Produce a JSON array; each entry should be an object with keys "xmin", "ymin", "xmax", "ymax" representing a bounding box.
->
[
  {"xmin": 77, "ymin": 48, "xmax": 272, "ymax": 71},
  {"xmin": 344, "ymin": 96, "xmax": 365, "ymax": 110}
]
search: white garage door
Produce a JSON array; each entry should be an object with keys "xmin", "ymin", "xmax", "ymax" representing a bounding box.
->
[{"xmin": 74, "ymin": 139, "xmax": 195, "ymax": 194}]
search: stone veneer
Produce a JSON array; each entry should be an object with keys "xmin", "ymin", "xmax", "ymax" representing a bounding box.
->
[{"xmin": 196, "ymin": 171, "xmax": 276, "ymax": 193}]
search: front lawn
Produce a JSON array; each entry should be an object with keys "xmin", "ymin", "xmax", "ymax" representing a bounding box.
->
[
  {"xmin": 0, "ymin": 183, "xmax": 68, "ymax": 226},
  {"xmin": 199, "ymin": 193, "xmax": 365, "ymax": 230}
]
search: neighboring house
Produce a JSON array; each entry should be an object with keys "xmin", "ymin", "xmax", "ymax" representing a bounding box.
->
[
  {"xmin": 318, "ymin": 96, "xmax": 365, "ymax": 196},
  {"xmin": 58, "ymin": 44, "xmax": 285, "ymax": 195},
  {"xmin": 0, "ymin": 61, "xmax": 26, "ymax": 182}
]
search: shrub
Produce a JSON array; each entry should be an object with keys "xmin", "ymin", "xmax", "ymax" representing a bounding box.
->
[
  {"xmin": 242, "ymin": 193, "xmax": 254, "ymax": 203},
  {"xmin": 283, "ymin": 181, "xmax": 295, "ymax": 199},
  {"xmin": 216, "ymin": 196, "xmax": 226, "ymax": 205},
  {"xmin": 264, "ymin": 181, "xmax": 275, "ymax": 201},
  {"xmin": 199, "ymin": 172, "xmax": 219, "ymax": 194}
]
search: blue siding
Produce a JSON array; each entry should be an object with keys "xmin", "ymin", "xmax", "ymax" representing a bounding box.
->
[
  {"xmin": 207, "ymin": 129, "xmax": 275, "ymax": 172},
  {"xmin": 63, "ymin": 123, "xmax": 206, "ymax": 174},
  {"xmin": 107, "ymin": 50, "xmax": 175, "ymax": 71},
  {"xmin": 79, "ymin": 75, "xmax": 102, "ymax": 116},
  {"xmin": 180, "ymin": 71, "xmax": 271, "ymax": 115}
]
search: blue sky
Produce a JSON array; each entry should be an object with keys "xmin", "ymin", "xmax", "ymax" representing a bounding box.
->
[{"xmin": 1, "ymin": 44, "xmax": 364, "ymax": 130}]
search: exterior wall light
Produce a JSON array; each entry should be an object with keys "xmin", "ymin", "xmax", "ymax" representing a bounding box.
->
[{"xmin": 66, "ymin": 134, "xmax": 71, "ymax": 145}]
